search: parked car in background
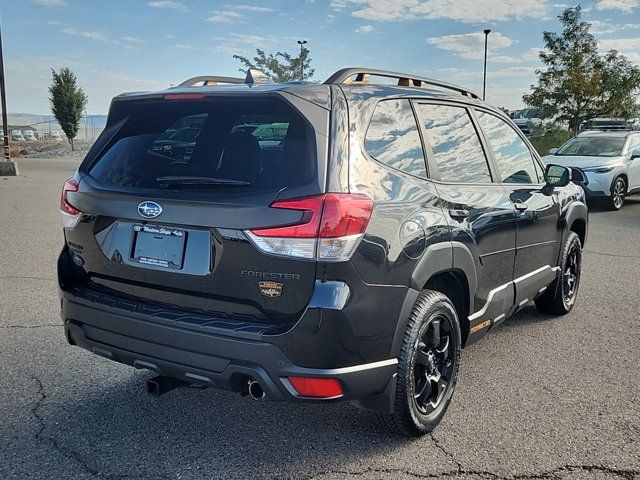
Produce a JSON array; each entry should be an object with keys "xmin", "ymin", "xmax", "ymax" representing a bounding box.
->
[
  {"xmin": 544, "ymin": 131, "xmax": 640, "ymax": 210},
  {"xmin": 11, "ymin": 130, "xmax": 25, "ymax": 141},
  {"xmin": 511, "ymin": 108, "xmax": 543, "ymax": 137},
  {"xmin": 23, "ymin": 130, "xmax": 38, "ymax": 141},
  {"xmin": 578, "ymin": 118, "xmax": 635, "ymax": 132},
  {"xmin": 51, "ymin": 131, "xmax": 63, "ymax": 141}
]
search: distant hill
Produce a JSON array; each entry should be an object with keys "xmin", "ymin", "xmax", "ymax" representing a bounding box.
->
[{"xmin": 6, "ymin": 113, "xmax": 107, "ymax": 129}]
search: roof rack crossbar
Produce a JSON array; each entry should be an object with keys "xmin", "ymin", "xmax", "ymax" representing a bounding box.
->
[
  {"xmin": 324, "ymin": 68, "xmax": 480, "ymax": 99},
  {"xmin": 178, "ymin": 70, "xmax": 271, "ymax": 88},
  {"xmin": 179, "ymin": 75, "xmax": 245, "ymax": 87}
]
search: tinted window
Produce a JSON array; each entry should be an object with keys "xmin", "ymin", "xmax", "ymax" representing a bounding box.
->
[
  {"xmin": 476, "ymin": 111, "xmax": 540, "ymax": 184},
  {"xmin": 365, "ymin": 99, "xmax": 427, "ymax": 178},
  {"xmin": 87, "ymin": 97, "xmax": 315, "ymax": 193},
  {"xmin": 417, "ymin": 104, "xmax": 491, "ymax": 183}
]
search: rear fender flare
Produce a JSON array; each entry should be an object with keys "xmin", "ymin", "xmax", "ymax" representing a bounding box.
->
[
  {"xmin": 390, "ymin": 242, "xmax": 477, "ymax": 357},
  {"xmin": 564, "ymin": 200, "xmax": 588, "ymax": 249}
]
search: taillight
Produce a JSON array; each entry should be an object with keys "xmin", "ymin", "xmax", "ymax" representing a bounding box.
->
[
  {"xmin": 245, "ymin": 193, "xmax": 373, "ymax": 261},
  {"xmin": 60, "ymin": 177, "xmax": 82, "ymax": 229},
  {"xmin": 288, "ymin": 377, "xmax": 344, "ymax": 398},
  {"xmin": 163, "ymin": 93, "xmax": 205, "ymax": 100}
]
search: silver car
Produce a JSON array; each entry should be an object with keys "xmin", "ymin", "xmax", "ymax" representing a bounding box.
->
[{"xmin": 544, "ymin": 131, "xmax": 640, "ymax": 210}]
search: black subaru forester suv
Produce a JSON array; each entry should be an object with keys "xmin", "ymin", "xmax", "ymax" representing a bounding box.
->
[{"xmin": 58, "ymin": 68, "xmax": 588, "ymax": 436}]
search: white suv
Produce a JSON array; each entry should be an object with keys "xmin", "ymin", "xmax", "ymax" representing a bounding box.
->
[{"xmin": 544, "ymin": 131, "xmax": 640, "ymax": 210}]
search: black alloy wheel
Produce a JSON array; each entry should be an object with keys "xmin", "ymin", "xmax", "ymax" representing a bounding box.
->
[
  {"xmin": 562, "ymin": 241, "xmax": 581, "ymax": 308},
  {"xmin": 535, "ymin": 231, "xmax": 582, "ymax": 315},
  {"xmin": 378, "ymin": 290, "xmax": 461, "ymax": 437},
  {"xmin": 413, "ymin": 314, "xmax": 455, "ymax": 416}
]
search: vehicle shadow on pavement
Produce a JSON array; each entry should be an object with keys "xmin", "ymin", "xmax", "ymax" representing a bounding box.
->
[
  {"xmin": 27, "ymin": 369, "xmax": 420, "ymax": 479},
  {"xmin": 497, "ymin": 305, "xmax": 554, "ymax": 328},
  {"xmin": 587, "ymin": 195, "xmax": 640, "ymax": 212}
]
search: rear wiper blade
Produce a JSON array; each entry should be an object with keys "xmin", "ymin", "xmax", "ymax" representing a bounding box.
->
[{"xmin": 156, "ymin": 176, "xmax": 251, "ymax": 186}]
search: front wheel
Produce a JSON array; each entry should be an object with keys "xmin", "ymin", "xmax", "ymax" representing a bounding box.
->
[
  {"xmin": 377, "ymin": 290, "xmax": 461, "ymax": 437},
  {"xmin": 607, "ymin": 176, "xmax": 626, "ymax": 210},
  {"xmin": 534, "ymin": 232, "xmax": 582, "ymax": 315}
]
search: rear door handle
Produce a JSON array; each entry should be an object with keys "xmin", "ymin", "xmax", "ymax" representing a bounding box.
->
[
  {"xmin": 448, "ymin": 208, "xmax": 469, "ymax": 219},
  {"xmin": 514, "ymin": 200, "xmax": 528, "ymax": 212}
]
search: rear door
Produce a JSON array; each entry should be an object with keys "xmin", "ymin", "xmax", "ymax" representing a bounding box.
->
[
  {"xmin": 414, "ymin": 102, "xmax": 516, "ymax": 328},
  {"xmin": 474, "ymin": 109, "xmax": 560, "ymax": 307},
  {"xmin": 66, "ymin": 93, "xmax": 327, "ymax": 326},
  {"xmin": 625, "ymin": 134, "xmax": 640, "ymax": 191}
]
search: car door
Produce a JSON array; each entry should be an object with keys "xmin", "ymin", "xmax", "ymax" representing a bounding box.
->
[
  {"xmin": 625, "ymin": 134, "xmax": 640, "ymax": 192},
  {"xmin": 474, "ymin": 110, "xmax": 560, "ymax": 309},
  {"xmin": 414, "ymin": 102, "xmax": 517, "ymax": 333}
]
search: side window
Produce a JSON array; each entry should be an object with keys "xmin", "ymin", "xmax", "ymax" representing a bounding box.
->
[
  {"xmin": 627, "ymin": 135, "xmax": 640, "ymax": 154},
  {"xmin": 365, "ymin": 99, "xmax": 427, "ymax": 178},
  {"xmin": 476, "ymin": 111, "xmax": 541, "ymax": 184},
  {"xmin": 417, "ymin": 104, "xmax": 492, "ymax": 183}
]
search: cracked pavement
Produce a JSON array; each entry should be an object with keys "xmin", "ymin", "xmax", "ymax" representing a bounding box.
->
[{"xmin": 1, "ymin": 157, "xmax": 639, "ymax": 479}]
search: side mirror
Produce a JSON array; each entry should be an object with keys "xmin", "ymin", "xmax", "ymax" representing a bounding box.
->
[
  {"xmin": 544, "ymin": 164, "xmax": 571, "ymax": 188},
  {"xmin": 548, "ymin": 148, "xmax": 559, "ymax": 155},
  {"xmin": 630, "ymin": 150, "xmax": 640, "ymax": 160}
]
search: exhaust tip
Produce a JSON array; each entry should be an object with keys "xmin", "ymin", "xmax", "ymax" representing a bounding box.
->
[
  {"xmin": 146, "ymin": 378, "xmax": 161, "ymax": 396},
  {"xmin": 248, "ymin": 380, "xmax": 266, "ymax": 400}
]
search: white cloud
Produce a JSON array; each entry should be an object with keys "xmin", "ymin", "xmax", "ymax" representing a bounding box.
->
[
  {"xmin": 122, "ymin": 36, "xmax": 146, "ymax": 44},
  {"xmin": 61, "ymin": 27, "xmax": 109, "ymax": 42},
  {"xmin": 599, "ymin": 38, "xmax": 640, "ymax": 50},
  {"xmin": 355, "ymin": 24, "xmax": 374, "ymax": 33},
  {"xmin": 213, "ymin": 33, "xmax": 275, "ymax": 55},
  {"xmin": 427, "ymin": 32, "xmax": 513, "ymax": 60},
  {"xmin": 32, "ymin": 0, "xmax": 67, "ymax": 5},
  {"xmin": 489, "ymin": 66, "xmax": 537, "ymax": 77},
  {"xmin": 331, "ymin": 0, "xmax": 550, "ymax": 23},
  {"xmin": 521, "ymin": 47, "xmax": 542, "ymax": 62},
  {"xmin": 234, "ymin": 4, "xmax": 276, "ymax": 12},
  {"xmin": 5, "ymin": 56, "xmax": 171, "ymax": 114},
  {"xmin": 599, "ymin": 37, "xmax": 640, "ymax": 61},
  {"xmin": 147, "ymin": 1, "xmax": 188, "ymax": 12},
  {"xmin": 112, "ymin": 36, "xmax": 147, "ymax": 49},
  {"xmin": 491, "ymin": 55, "xmax": 523, "ymax": 63},
  {"xmin": 595, "ymin": 0, "xmax": 639, "ymax": 12},
  {"xmin": 207, "ymin": 11, "xmax": 242, "ymax": 23},
  {"xmin": 590, "ymin": 20, "xmax": 639, "ymax": 35},
  {"xmin": 170, "ymin": 43, "xmax": 194, "ymax": 49}
]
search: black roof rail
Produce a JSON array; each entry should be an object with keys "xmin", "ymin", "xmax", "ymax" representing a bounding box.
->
[
  {"xmin": 179, "ymin": 69, "xmax": 270, "ymax": 87},
  {"xmin": 325, "ymin": 68, "xmax": 480, "ymax": 100}
]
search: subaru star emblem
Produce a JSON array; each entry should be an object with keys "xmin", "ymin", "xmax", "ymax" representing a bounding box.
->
[{"xmin": 138, "ymin": 201, "xmax": 162, "ymax": 219}]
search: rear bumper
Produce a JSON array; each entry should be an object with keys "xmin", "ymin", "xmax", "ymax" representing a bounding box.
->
[{"xmin": 61, "ymin": 288, "xmax": 397, "ymax": 404}]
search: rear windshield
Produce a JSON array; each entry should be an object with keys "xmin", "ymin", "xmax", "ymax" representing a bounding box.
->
[{"xmin": 86, "ymin": 96, "xmax": 316, "ymax": 192}]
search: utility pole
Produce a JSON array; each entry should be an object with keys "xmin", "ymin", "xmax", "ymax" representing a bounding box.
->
[
  {"xmin": 482, "ymin": 29, "xmax": 491, "ymax": 101},
  {"xmin": 297, "ymin": 40, "xmax": 307, "ymax": 81},
  {"xmin": 0, "ymin": 13, "xmax": 17, "ymax": 176}
]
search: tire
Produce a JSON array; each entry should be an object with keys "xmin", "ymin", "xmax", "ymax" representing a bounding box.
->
[
  {"xmin": 607, "ymin": 176, "xmax": 626, "ymax": 210},
  {"xmin": 377, "ymin": 290, "xmax": 461, "ymax": 437},
  {"xmin": 534, "ymin": 232, "xmax": 582, "ymax": 315}
]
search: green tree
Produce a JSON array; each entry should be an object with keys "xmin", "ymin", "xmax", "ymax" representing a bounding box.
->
[
  {"xmin": 233, "ymin": 47, "xmax": 314, "ymax": 82},
  {"xmin": 49, "ymin": 67, "xmax": 88, "ymax": 150},
  {"xmin": 523, "ymin": 6, "xmax": 640, "ymax": 133}
]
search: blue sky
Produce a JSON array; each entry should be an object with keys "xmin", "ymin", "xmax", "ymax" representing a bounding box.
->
[{"xmin": 2, "ymin": 0, "xmax": 639, "ymax": 114}]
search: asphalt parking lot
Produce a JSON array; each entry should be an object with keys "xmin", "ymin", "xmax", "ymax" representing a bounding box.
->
[{"xmin": 1, "ymin": 157, "xmax": 639, "ymax": 480}]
